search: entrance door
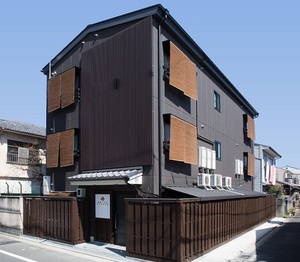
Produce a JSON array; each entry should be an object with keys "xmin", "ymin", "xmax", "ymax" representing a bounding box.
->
[
  {"xmin": 94, "ymin": 193, "xmax": 114, "ymax": 243},
  {"xmin": 115, "ymin": 191, "xmax": 136, "ymax": 246}
]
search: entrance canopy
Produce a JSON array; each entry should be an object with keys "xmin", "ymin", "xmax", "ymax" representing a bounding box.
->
[{"xmin": 68, "ymin": 167, "xmax": 143, "ymax": 186}]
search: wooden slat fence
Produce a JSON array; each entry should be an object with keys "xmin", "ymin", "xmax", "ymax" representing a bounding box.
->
[
  {"xmin": 125, "ymin": 194, "xmax": 275, "ymax": 262},
  {"xmin": 23, "ymin": 197, "xmax": 90, "ymax": 244}
]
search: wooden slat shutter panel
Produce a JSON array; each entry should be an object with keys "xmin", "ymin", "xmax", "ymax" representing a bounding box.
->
[
  {"xmin": 47, "ymin": 76, "xmax": 61, "ymax": 112},
  {"xmin": 247, "ymin": 152, "xmax": 255, "ymax": 177},
  {"xmin": 169, "ymin": 115, "xmax": 198, "ymax": 165},
  {"xmin": 184, "ymin": 61, "xmax": 197, "ymax": 100},
  {"xmin": 184, "ymin": 122, "xmax": 198, "ymax": 165},
  {"xmin": 46, "ymin": 133, "xmax": 60, "ymax": 168},
  {"xmin": 60, "ymin": 129, "xmax": 74, "ymax": 167},
  {"xmin": 169, "ymin": 115, "xmax": 185, "ymax": 162},
  {"xmin": 169, "ymin": 42, "xmax": 197, "ymax": 100},
  {"xmin": 170, "ymin": 42, "xmax": 186, "ymax": 94},
  {"xmin": 247, "ymin": 115, "xmax": 256, "ymax": 141},
  {"xmin": 61, "ymin": 68, "xmax": 75, "ymax": 108}
]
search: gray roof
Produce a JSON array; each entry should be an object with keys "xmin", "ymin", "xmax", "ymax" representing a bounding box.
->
[
  {"xmin": 0, "ymin": 119, "xmax": 46, "ymax": 137},
  {"xmin": 165, "ymin": 185, "xmax": 264, "ymax": 201},
  {"xmin": 68, "ymin": 167, "xmax": 143, "ymax": 181}
]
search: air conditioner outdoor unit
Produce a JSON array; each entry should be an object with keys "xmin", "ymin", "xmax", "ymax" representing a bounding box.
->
[
  {"xmin": 76, "ymin": 188, "xmax": 86, "ymax": 198},
  {"xmin": 211, "ymin": 150, "xmax": 216, "ymax": 170},
  {"xmin": 211, "ymin": 174, "xmax": 223, "ymax": 189},
  {"xmin": 197, "ymin": 173, "xmax": 211, "ymax": 189},
  {"xmin": 198, "ymin": 147, "xmax": 207, "ymax": 168},
  {"xmin": 235, "ymin": 159, "xmax": 244, "ymax": 175},
  {"xmin": 222, "ymin": 176, "xmax": 232, "ymax": 190},
  {"xmin": 206, "ymin": 148, "xmax": 212, "ymax": 169}
]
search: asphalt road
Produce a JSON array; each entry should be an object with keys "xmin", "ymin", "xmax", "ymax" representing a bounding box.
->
[
  {"xmin": 0, "ymin": 234, "xmax": 101, "ymax": 262},
  {"xmin": 254, "ymin": 213, "xmax": 300, "ymax": 262}
]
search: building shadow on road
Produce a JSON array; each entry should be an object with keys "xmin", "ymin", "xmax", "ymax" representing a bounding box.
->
[{"xmin": 254, "ymin": 215, "xmax": 300, "ymax": 261}]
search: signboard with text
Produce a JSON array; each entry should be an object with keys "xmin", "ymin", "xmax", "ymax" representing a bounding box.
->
[{"xmin": 95, "ymin": 194, "xmax": 110, "ymax": 219}]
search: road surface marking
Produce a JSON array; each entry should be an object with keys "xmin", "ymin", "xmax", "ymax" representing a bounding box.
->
[{"xmin": 0, "ymin": 249, "xmax": 38, "ymax": 262}]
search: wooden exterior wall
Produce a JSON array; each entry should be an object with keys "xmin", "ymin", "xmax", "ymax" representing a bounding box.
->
[
  {"xmin": 80, "ymin": 17, "xmax": 153, "ymax": 170},
  {"xmin": 126, "ymin": 195, "xmax": 275, "ymax": 262}
]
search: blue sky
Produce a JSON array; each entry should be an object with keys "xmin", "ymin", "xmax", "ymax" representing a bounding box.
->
[{"xmin": 0, "ymin": 0, "xmax": 299, "ymax": 168}]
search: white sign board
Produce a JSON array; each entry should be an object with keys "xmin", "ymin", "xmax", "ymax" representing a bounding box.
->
[{"xmin": 95, "ymin": 194, "xmax": 110, "ymax": 219}]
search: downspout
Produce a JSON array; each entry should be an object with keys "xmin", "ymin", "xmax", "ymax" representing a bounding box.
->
[
  {"xmin": 6, "ymin": 182, "xmax": 9, "ymax": 194},
  {"xmin": 157, "ymin": 9, "xmax": 168, "ymax": 197},
  {"xmin": 18, "ymin": 182, "xmax": 22, "ymax": 195}
]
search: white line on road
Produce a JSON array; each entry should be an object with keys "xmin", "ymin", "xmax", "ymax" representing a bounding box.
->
[{"xmin": 0, "ymin": 249, "xmax": 38, "ymax": 262}]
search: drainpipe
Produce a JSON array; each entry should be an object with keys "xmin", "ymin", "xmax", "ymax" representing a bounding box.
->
[
  {"xmin": 157, "ymin": 9, "xmax": 168, "ymax": 197},
  {"xmin": 18, "ymin": 182, "xmax": 22, "ymax": 195},
  {"xmin": 6, "ymin": 182, "xmax": 9, "ymax": 194}
]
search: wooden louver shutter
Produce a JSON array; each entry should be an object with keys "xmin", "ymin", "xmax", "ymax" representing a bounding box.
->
[
  {"xmin": 61, "ymin": 68, "xmax": 76, "ymax": 108},
  {"xmin": 46, "ymin": 133, "xmax": 60, "ymax": 168},
  {"xmin": 184, "ymin": 121, "xmax": 198, "ymax": 165},
  {"xmin": 59, "ymin": 129, "xmax": 74, "ymax": 167},
  {"xmin": 169, "ymin": 115, "xmax": 185, "ymax": 162},
  {"xmin": 47, "ymin": 76, "xmax": 61, "ymax": 112},
  {"xmin": 247, "ymin": 115, "xmax": 256, "ymax": 141},
  {"xmin": 169, "ymin": 42, "xmax": 197, "ymax": 100},
  {"xmin": 169, "ymin": 115, "xmax": 197, "ymax": 165},
  {"xmin": 247, "ymin": 152, "xmax": 255, "ymax": 177}
]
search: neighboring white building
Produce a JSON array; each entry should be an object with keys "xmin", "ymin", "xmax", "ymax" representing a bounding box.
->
[
  {"xmin": 0, "ymin": 119, "xmax": 46, "ymax": 195},
  {"xmin": 279, "ymin": 166, "xmax": 300, "ymax": 185},
  {"xmin": 254, "ymin": 143, "xmax": 281, "ymax": 193}
]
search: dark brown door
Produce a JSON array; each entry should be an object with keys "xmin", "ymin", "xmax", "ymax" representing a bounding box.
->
[{"xmin": 115, "ymin": 191, "xmax": 136, "ymax": 245}]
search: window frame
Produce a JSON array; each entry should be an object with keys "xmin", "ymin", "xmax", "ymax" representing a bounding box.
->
[
  {"xmin": 215, "ymin": 140, "xmax": 222, "ymax": 161},
  {"xmin": 7, "ymin": 140, "xmax": 40, "ymax": 165},
  {"xmin": 214, "ymin": 91, "xmax": 221, "ymax": 112}
]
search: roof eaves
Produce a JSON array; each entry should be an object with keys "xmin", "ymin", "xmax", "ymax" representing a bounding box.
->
[
  {"xmin": 42, "ymin": 4, "xmax": 166, "ymax": 74},
  {"xmin": 161, "ymin": 15, "xmax": 259, "ymax": 118}
]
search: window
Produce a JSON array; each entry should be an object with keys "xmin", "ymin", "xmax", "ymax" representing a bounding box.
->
[
  {"xmin": 214, "ymin": 91, "xmax": 221, "ymax": 112},
  {"xmin": 215, "ymin": 141, "xmax": 221, "ymax": 160},
  {"xmin": 7, "ymin": 140, "xmax": 40, "ymax": 165}
]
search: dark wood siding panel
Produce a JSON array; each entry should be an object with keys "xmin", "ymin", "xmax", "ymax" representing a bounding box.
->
[
  {"xmin": 46, "ymin": 133, "xmax": 60, "ymax": 168},
  {"xmin": 169, "ymin": 42, "xmax": 197, "ymax": 100},
  {"xmin": 80, "ymin": 17, "xmax": 153, "ymax": 170},
  {"xmin": 60, "ymin": 129, "xmax": 74, "ymax": 167},
  {"xmin": 47, "ymin": 76, "xmax": 61, "ymax": 112},
  {"xmin": 61, "ymin": 68, "xmax": 75, "ymax": 108}
]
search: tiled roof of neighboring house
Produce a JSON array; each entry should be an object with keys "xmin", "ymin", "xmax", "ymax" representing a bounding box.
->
[
  {"xmin": 165, "ymin": 185, "xmax": 264, "ymax": 201},
  {"xmin": 282, "ymin": 165, "xmax": 300, "ymax": 175},
  {"xmin": 0, "ymin": 119, "xmax": 46, "ymax": 137}
]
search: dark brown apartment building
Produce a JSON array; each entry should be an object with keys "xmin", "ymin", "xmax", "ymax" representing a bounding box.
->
[{"xmin": 42, "ymin": 4, "xmax": 258, "ymax": 245}]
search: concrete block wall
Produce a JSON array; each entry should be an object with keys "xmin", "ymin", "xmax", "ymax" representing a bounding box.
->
[{"xmin": 0, "ymin": 196, "xmax": 23, "ymax": 234}]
